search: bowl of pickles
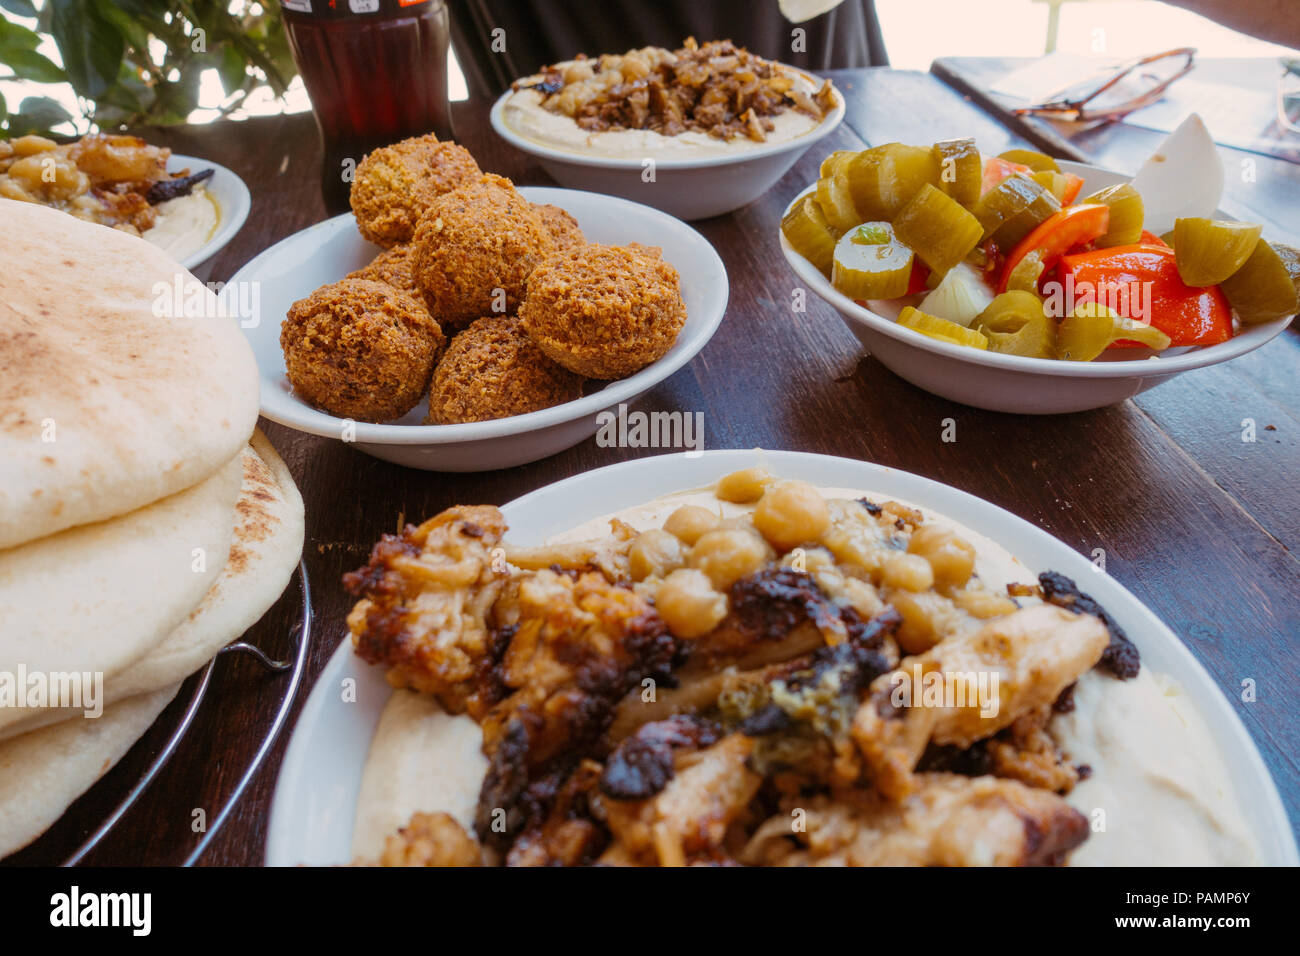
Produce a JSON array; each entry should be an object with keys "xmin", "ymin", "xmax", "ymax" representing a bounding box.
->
[{"xmin": 778, "ymin": 117, "xmax": 1298, "ymax": 414}]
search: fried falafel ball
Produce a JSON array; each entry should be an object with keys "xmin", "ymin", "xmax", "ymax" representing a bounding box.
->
[
  {"xmin": 350, "ymin": 134, "xmax": 480, "ymax": 247},
  {"xmin": 412, "ymin": 173, "xmax": 556, "ymax": 330},
  {"xmin": 530, "ymin": 202, "xmax": 584, "ymax": 250},
  {"xmin": 281, "ymin": 277, "xmax": 446, "ymax": 423},
  {"xmin": 425, "ymin": 316, "xmax": 585, "ymax": 424},
  {"xmin": 519, "ymin": 242, "xmax": 687, "ymax": 379},
  {"xmin": 345, "ymin": 243, "xmax": 438, "ymax": 323}
]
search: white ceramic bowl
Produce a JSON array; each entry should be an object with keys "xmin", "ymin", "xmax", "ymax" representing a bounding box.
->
[
  {"xmin": 780, "ymin": 160, "xmax": 1296, "ymax": 414},
  {"xmin": 490, "ymin": 75, "xmax": 845, "ymax": 221},
  {"xmin": 265, "ymin": 449, "xmax": 1297, "ymax": 866},
  {"xmin": 230, "ymin": 186, "xmax": 728, "ymax": 471},
  {"xmin": 170, "ymin": 154, "xmax": 250, "ymax": 279}
]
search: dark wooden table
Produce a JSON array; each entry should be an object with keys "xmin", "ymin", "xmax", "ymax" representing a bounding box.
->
[{"xmin": 12, "ymin": 67, "xmax": 1298, "ymax": 866}]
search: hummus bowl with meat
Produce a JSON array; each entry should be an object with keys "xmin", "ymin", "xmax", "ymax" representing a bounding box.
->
[
  {"xmin": 266, "ymin": 451, "xmax": 1292, "ymax": 867},
  {"xmin": 490, "ymin": 38, "xmax": 845, "ymax": 220}
]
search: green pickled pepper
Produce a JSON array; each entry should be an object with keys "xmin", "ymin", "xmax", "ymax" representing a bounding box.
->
[
  {"xmin": 974, "ymin": 290, "xmax": 1055, "ymax": 358},
  {"xmin": 1172, "ymin": 218, "xmax": 1263, "ymax": 287}
]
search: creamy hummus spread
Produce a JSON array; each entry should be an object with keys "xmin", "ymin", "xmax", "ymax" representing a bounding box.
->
[
  {"xmin": 353, "ymin": 482, "xmax": 1259, "ymax": 866},
  {"xmin": 144, "ymin": 186, "xmax": 219, "ymax": 262},
  {"xmin": 501, "ymin": 64, "xmax": 829, "ymax": 160}
]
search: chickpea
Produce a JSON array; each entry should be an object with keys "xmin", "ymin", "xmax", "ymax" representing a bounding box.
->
[
  {"xmin": 907, "ymin": 524, "xmax": 976, "ymax": 589},
  {"xmin": 753, "ymin": 480, "xmax": 830, "ymax": 552},
  {"xmin": 880, "ymin": 552, "xmax": 934, "ymax": 592},
  {"xmin": 714, "ymin": 466, "xmax": 772, "ymax": 504},
  {"xmin": 655, "ymin": 568, "xmax": 728, "ymax": 638},
  {"xmin": 628, "ymin": 529, "xmax": 686, "ymax": 582},
  {"xmin": 688, "ymin": 528, "xmax": 772, "ymax": 591},
  {"xmin": 891, "ymin": 591, "xmax": 955, "ymax": 654},
  {"xmin": 662, "ymin": 504, "xmax": 719, "ymax": 546}
]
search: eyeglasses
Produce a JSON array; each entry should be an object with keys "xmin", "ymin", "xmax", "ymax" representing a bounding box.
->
[
  {"xmin": 1277, "ymin": 56, "xmax": 1300, "ymax": 135},
  {"xmin": 1015, "ymin": 47, "xmax": 1196, "ymax": 123}
]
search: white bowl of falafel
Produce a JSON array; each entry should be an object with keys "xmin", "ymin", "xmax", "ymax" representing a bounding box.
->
[{"xmin": 231, "ymin": 134, "xmax": 729, "ymax": 471}]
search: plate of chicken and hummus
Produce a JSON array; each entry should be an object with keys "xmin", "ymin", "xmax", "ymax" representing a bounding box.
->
[
  {"xmin": 267, "ymin": 451, "xmax": 1294, "ymax": 867},
  {"xmin": 0, "ymin": 132, "xmax": 249, "ymax": 275}
]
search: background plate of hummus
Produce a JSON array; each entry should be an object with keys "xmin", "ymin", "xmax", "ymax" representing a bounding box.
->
[
  {"xmin": 265, "ymin": 450, "xmax": 1297, "ymax": 867},
  {"xmin": 165, "ymin": 153, "xmax": 250, "ymax": 279},
  {"xmin": 490, "ymin": 69, "xmax": 845, "ymax": 221}
]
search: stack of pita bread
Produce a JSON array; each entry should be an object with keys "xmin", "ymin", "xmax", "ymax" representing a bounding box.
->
[{"xmin": 0, "ymin": 200, "xmax": 304, "ymax": 859}]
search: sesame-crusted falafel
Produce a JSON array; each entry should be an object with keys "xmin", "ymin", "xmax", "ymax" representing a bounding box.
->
[
  {"xmin": 349, "ymin": 134, "xmax": 480, "ymax": 247},
  {"xmin": 425, "ymin": 316, "xmax": 585, "ymax": 424},
  {"xmin": 281, "ymin": 277, "xmax": 446, "ymax": 423},
  {"xmin": 519, "ymin": 242, "xmax": 687, "ymax": 379},
  {"xmin": 412, "ymin": 173, "xmax": 556, "ymax": 330}
]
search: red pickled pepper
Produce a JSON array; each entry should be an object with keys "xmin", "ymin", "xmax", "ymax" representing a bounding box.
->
[{"xmin": 1057, "ymin": 244, "xmax": 1233, "ymax": 347}]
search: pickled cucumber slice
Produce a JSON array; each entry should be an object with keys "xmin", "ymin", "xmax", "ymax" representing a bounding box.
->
[
  {"xmin": 831, "ymin": 221, "xmax": 915, "ymax": 300},
  {"xmin": 990, "ymin": 186, "xmax": 1060, "ymax": 249},
  {"xmin": 998, "ymin": 148, "xmax": 1060, "ymax": 173},
  {"xmin": 1172, "ymin": 218, "xmax": 1263, "ymax": 286},
  {"xmin": 1219, "ymin": 240, "xmax": 1300, "ymax": 324},
  {"xmin": 1082, "ymin": 183, "xmax": 1145, "ymax": 248},
  {"xmin": 898, "ymin": 306, "xmax": 989, "ymax": 349},
  {"xmin": 819, "ymin": 150, "xmax": 856, "ymax": 179},
  {"xmin": 893, "ymin": 184, "xmax": 983, "ymax": 277},
  {"xmin": 975, "ymin": 290, "xmax": 1054, "ymax": 358},
  {"xmin": 1274, "ymin": 243, "xmax": 1300, "ymax": 293},
  {"xmin": 815, "ymin": 170, "xmax": 862, "ymax": 233},
  {"xmin": 933, "ymin": 137, "xmax": 981, "ymax": 207},
  {"xmin": 1057, "ymin": 302, "xmax": 1170, "ymax": 361},
  {"xmin": 781, "ymin": 196, "xmax": 839, "ymax": 275},
  {"xmin": 845, "ymin": 143, "xmax": 940, "ymax": 222},
  {"xmin": 1031, "ymin": 170, "xmax": 1070, "ymax": 202},
  {"xmin": 972, "ymin": 174, "xmax": 1042, "ymax": 240}
]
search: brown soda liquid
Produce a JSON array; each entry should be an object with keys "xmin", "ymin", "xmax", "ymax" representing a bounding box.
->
[{"xmin": 280, "ymin": 0, "xmax": 454, "ymax": 214}]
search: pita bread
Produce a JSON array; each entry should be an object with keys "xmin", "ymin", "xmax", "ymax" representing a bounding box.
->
[
  {"xmin": 0, "ymin": 199, "xmax": 260, "ymax": 550},
  {"xmin": 0, "ymin": 452, "xmax": 241, "ymax": 682},
  {"xmin": 0, "ymin": 432, "xmax": 304, "ymax": 738},
  {"xmin": 0, "ymin": 683, "xmax": 179, "ymax": 859},
  {"xmin": 351, "ymin": 690, "xmax": 487, "ymax": 860}
]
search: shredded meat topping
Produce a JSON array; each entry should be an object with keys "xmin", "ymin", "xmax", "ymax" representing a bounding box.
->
[{"xmin": 516, "ymin": 38, "xmax": 836, "ymax": 143}]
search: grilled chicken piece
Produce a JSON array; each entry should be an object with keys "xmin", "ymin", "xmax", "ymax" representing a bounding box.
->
[
  {"xmin": 852, "ymin": 605, "xmax": 1107, "ymax": 799},
  {"xmin": 605, "ymin": 569, "xmax": 899, "ymax": 744},
  {"xmin": 505, "ymin": 759, "xmax": 607, "ymax": 867},
  {"xmin": 345, "ymin": 505, "xmax": 511, "ymax": 712},
  {"xmin": 377, "ymin": 812, "xmax": 482, "ymax": 867},
  {"xmin": 66, "ymin": 133, "xmax": 170, "ymax": 190},
  {"xmin": 743, "ymin": 773, "xmax": 1088, "ymax": 866},
  {"xmin": 473, "ymin": 570, "xmax": 677, "ymax": 851},
  {"xmin": 595, "ymin": 732, "xmax": 761, "ymax": 866},
  {"xmin": 986, "ymin": 703, "xmax": 1082, "ymax": 793},
  {"xmin": 480, "ymin": 569, "xmax": 676, "ymax": 767}
]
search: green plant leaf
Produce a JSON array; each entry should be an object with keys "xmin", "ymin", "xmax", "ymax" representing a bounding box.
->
[
  {"xmin": 5, "ymin": 48, "xmax": 67, "ymax": 83},
  {"xmin": 0, "ymin": 0, "xmax": 39, "ymax": 18},
  {"xmin": 7, "ymin": 94, "xmax": 73, "ymax": 134},
  {"xmin": 0, "ymin": 92, "xmax": 8, "ymax": 126},
  {"xmin": 91, "ymin": 0, "xmax": 153, "ymax": 55},
  {"xmin": 49, "ymin": 0, "xmax": 124, "ymax": 97},
  {"xmin": 0, "ymin": 16, "xmax": 42, "ymax": 52},
  {"xmin": 217, "ymin": 41, "xmax": 246, "ymax": 95}
]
